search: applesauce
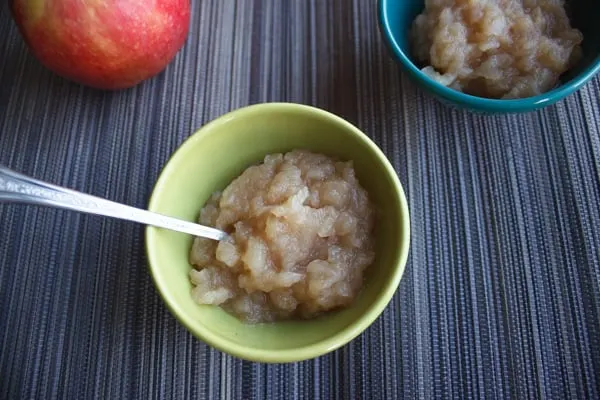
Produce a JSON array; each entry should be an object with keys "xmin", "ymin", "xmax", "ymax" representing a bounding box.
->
[
  {"xmin": 188, "ymin": 150, "xmax": 376, "ymax": 323},
  {"xmin": 410, "ymin": 0, "xmax": 584, "ymax": 99}
]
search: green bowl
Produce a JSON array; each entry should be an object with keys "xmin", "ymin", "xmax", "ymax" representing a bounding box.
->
[
  {"xmin": 378, "ymin": 0, "xmax": 600, "ymax": 113},
  {"xmin": 145, "ymin": 103, "xmax": 410, "ymax": 363}
]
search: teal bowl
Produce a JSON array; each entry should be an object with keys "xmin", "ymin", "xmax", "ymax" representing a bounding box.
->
[{"xmin": 378, "ymin": 0, "xmax": 600, "ymax": 113}]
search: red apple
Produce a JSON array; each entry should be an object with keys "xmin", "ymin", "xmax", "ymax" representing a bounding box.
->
[{"xmin": 10, "ymin": 0, "xmax": 190, "ymax": 90}]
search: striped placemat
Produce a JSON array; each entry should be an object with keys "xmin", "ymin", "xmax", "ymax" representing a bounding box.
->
[{"xmin": 1, "ymin": 1, "xmax": 599, "ymax": 399}]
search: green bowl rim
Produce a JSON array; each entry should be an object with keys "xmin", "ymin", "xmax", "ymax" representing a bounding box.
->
[
  {"xmin": 377, "ymin": 0, "xmax": 600, "ymax": 113},
  {"xmin": 145, "ymin": 102, "xmax": 411, "ymax": 363}
]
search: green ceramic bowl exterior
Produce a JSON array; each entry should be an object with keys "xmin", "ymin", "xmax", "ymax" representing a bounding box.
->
[
  {"xmin": 145, "ymin": 103, "xmax": 410, "ymax": 363},
  {"xmin": 378, "ymin": 0, "xmax": 600, "ymax": 113}
]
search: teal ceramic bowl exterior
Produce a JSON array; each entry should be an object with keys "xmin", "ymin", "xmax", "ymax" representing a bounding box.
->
[{"xmin": 378, "ymin": 0, "xmax": 600, "ymax": 113}]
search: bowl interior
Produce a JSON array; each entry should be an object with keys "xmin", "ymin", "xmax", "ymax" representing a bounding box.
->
[
  {"xmin": 146, "ymin": 103, "xmax": 410, "ymax": 362},
  {"xmin": 565, "ymin": 0, "xmax": 600, "ymax": 80}
]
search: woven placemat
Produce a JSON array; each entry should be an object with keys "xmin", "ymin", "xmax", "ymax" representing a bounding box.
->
[{"xmin": 1, "ymin": 1, "xmax": 599, "ymax": 399}]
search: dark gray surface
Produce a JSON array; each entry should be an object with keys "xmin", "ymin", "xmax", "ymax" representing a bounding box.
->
[{"xmin": 1, "ymin": 1, "xmax": 599, "ymax": 399}]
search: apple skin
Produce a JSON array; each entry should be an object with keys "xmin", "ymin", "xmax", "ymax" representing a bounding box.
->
[{"xmin": 10, "ymin": 0, "xmax": 190, "ymax": 90}]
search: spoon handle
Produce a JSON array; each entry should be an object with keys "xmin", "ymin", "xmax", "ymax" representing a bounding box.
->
[{"xmin": 0, "ymin": 165, "xmax": 227, "ymax": 241}]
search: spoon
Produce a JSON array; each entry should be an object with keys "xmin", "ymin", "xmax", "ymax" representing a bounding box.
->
[{"xmin": 0, "ymin": 165, "xmax": 228, "ymax": 241}]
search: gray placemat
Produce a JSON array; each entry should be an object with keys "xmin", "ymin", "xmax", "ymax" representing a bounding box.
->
[{"xmin": 1, "ymin": 1, "xmax": 599, "ymax": 399}]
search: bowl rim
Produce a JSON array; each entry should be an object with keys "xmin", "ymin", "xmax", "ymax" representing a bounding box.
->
[
  {"xmin": 377, "ymin": 0, "xmax": 600, "ymax": 112},
  {"xmin": 145, "ymin": 102, "xmax": 411, "ymax": 363}
]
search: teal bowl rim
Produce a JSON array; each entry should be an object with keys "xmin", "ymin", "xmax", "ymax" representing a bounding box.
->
[
  {"xmin": 377, "ymin": 0, "xmax": 600, "ymax": 113},
  {"xmin": 145, "ymin": 102, "xmax": 411, "ymax": 363}
]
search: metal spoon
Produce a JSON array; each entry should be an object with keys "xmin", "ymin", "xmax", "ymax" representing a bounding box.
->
[{"xmin": 0, "ymin": 165, "xmax": 228, "ymax": 241}]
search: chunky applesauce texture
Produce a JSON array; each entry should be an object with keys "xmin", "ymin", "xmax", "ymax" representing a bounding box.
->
[
  {"xmin": 188, "ymin": 150, "xmax": 376, "ymax": 323},
  {"xmin": 410, "ymin": 0, "xmax": 584, "ymax": 99}
]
